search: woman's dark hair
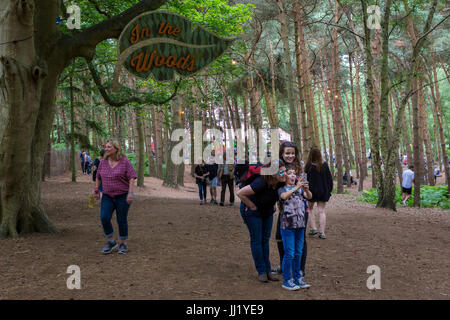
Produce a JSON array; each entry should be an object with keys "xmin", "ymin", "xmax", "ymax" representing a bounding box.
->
[
  {"xmin": 285, "ymin": 163, "xmax": 296, "ymax": 172},
  {"xmin": 279, "ymin": 141, "xmax": 302, "ymax": 174},
  {"xmin": 262, "ymin": 159, "xmax": 285, "ymax": 187},
  {"xmin": 306, "ymin": 147, "xmax": 323, "ymax": 173}
]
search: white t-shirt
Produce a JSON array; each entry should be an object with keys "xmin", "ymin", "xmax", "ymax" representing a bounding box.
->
[{"xmin": 402, "ymin": 169, "xmax": 414, "ymax": 188}]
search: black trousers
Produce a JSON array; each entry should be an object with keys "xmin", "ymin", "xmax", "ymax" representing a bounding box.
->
[{"xmin": 220, "ymin": 175, "xmax": 235, "ymax": 204}]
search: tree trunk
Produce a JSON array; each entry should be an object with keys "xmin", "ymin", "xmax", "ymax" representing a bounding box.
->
[
  {"xmin": 294, "ymin": 7, "xmax": 309, "ymax": 152},
  {"xmin": 189, "ymin": 96, "xmax": 196, "ymax": 176},
  {"xmin": 277, "ymin": 0, "xmax": 301, "ymax": 148},
  {"xmin": 412, "ymin": 78, "xmax": 423, "ymax": 206},
  {"xmin": 145, "ymin": 106, "xmax": 156, "ymax": 177},
  {"xmin": 340, "ymin": 105, "xmax": 352, "ymax": 188},
  {"xmin": 0, "ymin": 0, "xmax": 60, "ymax": 237},
  {"xmin": 153, "ymin": 105, "xmax": 163, "ymax": 179},
  {"xmin": 163, "ymin": 97, "xmax": 181, "ymax": 188},
  {"xmin": 417, "ymin": 77, "xmax": 434, "ymax": 185},
  {"xmin": 329, "ymin": 6, "xmax": 344, "ymax": 193},
  {"xmin": 134, "ymin": 107, "xmax": 145, "ymax": 187},
  {"xmin": 126, "ymin": 108, "xmax": 133, "ymax": 152},
  {"xmin": 430, "ymin": 46, "xmax": 450, "ymax": 193},
  {"xmin": 254, "ymin": 67, "xmax": 277, "ymax": 129},
  {"xmin": 69, "ymin": 69, "xmax": 77, "ymax": 182},
  {"xmin": 316, "ymin": 83, "xmax": 328, "ymax": 163},
  {"xmin": 242, "ymin": 88, "xmax": 249, "ymax": 151},
  {"xmin": 177, "ymin": 97, "xmax": 186, "ymax": 186},
  {"xmin": 348, "ymin": 52, "xmax": 361, "ymax": 180},
  {"xmin": 295, "ymin": 0, "xmax": 319, "ymax": 148},
  {"xmin": 354, "ymin": 56, "xmax": 367, "ymax": 188},
  {"xmin": 361, "ymin": 0, "xmax": 384, "ymax": 200}
]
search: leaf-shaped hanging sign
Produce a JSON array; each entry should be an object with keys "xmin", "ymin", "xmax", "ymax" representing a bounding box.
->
[{"xmin": 113, "ymin": 11, "xmax": 233, "ymax": 86}]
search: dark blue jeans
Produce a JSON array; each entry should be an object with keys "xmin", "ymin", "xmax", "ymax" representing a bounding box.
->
[
  {"xmin": 100, "ymin": 193, "xmax": 130, "ymax": 240},
  {"xmin": 280, "ymin": 228, "xmax": 305, "ymax": 283},
  {"xmin": 197, "ymin": 182, "xmax": 207, "ymax": 200},
  {"xmin": 240, "ymin": 202, "xmax": 274, "ymax": 275}
]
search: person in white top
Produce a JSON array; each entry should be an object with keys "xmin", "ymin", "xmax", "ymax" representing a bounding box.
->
[{"xmin": 401, "ymin": 165, "xmax": 415, "ymax": 206}]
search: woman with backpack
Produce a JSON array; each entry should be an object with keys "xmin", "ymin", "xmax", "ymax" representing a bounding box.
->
[
  {"xmin": 304, "ymin": 148, "xmax": 333, "ymax": 239},
  {"xmin": 236, "ymin": 160, "xmax": 286, "ymax": 283}
]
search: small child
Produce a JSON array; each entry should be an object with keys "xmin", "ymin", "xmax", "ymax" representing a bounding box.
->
[{"xmin": 278, "ymin": 164, "xmax": 312, "ymax": 291}]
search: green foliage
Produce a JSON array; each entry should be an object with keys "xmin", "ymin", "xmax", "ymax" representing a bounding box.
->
[
  {"xmin": 164, "ymin": 0, "xmax": 254, "ymax": 37},
  {"xmin": 359, "ymin": 185, "xmax": 449, "ymax": 210},
  {"xmin": 84, "ymin": 119, "xmax": 107, "ymax": 137},
  {"xmin": 125, "ymin": 152, "xmax": 149, "ymax": 177},
  {"xmin": 66, "ymin": 132, "xmax": 94, "ymax": 151},
  {"xmin": 52, "ymin": 142, "xmax": 68, "ymax": 152},
  {"xmin": 125, "ymin": 152, "xmax": 167, "ymax": 178}
]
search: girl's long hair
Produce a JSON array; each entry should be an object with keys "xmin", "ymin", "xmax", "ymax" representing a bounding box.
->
[
  {"xmin": 279, "ymin": 141, "xmax": 303, "ymax": 174},
  {"xmin": 306, "ymin": 147, "xmax": 323, "ymax": 172}
]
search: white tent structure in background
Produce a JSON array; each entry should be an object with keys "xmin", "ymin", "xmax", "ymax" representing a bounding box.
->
[{"xmin": 277, "ymin": 128, "xmax": 291, "ymax": 142}]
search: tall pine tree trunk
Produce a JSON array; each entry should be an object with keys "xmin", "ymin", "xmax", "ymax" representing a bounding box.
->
[
  {"xmin": 277, "ymin": 0, "xmax": 301, "ymax": 148},
  {"xmin": 430, "ymin": 46, "xmax": 450, "ymax": 193}
]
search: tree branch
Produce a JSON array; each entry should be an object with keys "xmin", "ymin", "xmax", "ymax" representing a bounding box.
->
[
  {"xmin": 86, "ymin": 59, "xmax": 179, "ymax": 107},
  {"xmin": 59, "ymin": 0, "xmax": 167, "ymax": 61}
]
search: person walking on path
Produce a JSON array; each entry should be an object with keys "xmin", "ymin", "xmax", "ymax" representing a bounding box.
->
[
  {"xmin": 93, "ymin": 140, "xmax": 137, "ymax": 254},
  {"xmin": 273, "ymin": 141, "xmax": 310, "ymax": 284},
  {"xmin": 206, "ymin": 159, "xmax": 219, "ymax": 204},
  {"xmin": 218, "ymin": 153, "xmax": 235, "ymax": 206},
  {"xmin": 80, "ymin": 150, "xmax": 86, "ymax": 174},
  {"xmin": 305, "ymin": 148, "xmax": 333, "ymax": 240},
  {"xmin": 278, "ymin": 164, "xmax": 312, "ymax": 290},
  {"xmin": 401, "ymin": 165, "xmax": 415, "ymax": 206},
  {"xmin": 194, "ymin": 161, "xmax": 209, "ymax": 205},
  {"xmin": 84, "ymin": 152, "xmax": 93, "ymax": 175},
  {"xmin": 237, "ymin": 160, "xmax": 286, "ymax": 283},
  {"xmin": 92, "ymin": 149, "xmax": 105, "ymax": 193}
]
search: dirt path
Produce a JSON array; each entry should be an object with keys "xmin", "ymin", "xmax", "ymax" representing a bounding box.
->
[{"xmin": 1, "ymin": 170, "xmax": 449, "ymax": 300}]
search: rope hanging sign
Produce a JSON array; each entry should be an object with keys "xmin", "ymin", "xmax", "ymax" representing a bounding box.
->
[{"xmin": 112, "ymin": 11, "xmax": 233, "ymax": 90}]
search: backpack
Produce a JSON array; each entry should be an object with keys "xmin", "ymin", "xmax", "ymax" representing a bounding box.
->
[{"xmin": 236, "ymin": 162, "xmax": 264, "ymax": 188}]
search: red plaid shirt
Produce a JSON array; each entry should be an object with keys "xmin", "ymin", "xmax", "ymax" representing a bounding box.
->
[{"xmin": 96, "ymin": 156, "xmax": 137, "ymax": 197}]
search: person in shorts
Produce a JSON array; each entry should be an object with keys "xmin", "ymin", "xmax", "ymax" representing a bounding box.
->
[
  {"xmin": 401, "ymin": 165, "xmax": 414, "ymax": 206},
  {"xmin": 207, "ymin": 159, "xmax": 219, "ymax": 205}
]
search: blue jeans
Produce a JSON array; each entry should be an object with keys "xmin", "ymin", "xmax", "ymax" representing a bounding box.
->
[
  {"xmin": 280, "ymin": 228, "xmax": 305, "ymax": 283},
  {"xmin": 240, "ymin": 202, "xmax": 274, "ymax": 275},
  {"xmin": 197, "ymin": 182, "xmax": 207, "ymax": 200},
  {"xmin": 100, "ymin": 193, "xmax": 130, "ymax": 240}
]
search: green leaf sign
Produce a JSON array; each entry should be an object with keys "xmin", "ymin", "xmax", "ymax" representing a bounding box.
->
[{"xmin": 116, "ymin": 11, "xmax": 233, "ymax": 82}]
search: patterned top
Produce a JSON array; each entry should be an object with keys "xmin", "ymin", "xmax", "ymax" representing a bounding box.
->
[
  {"xmin": 96, "ymin": 156, "xmax": 137, "ymax": 197},
  {"xmin": 278, "ymin": 186, "xmax": 307, "ymax": 229}
]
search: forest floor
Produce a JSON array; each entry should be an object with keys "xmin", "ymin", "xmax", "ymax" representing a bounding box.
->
[{"xmin": 1, "ymin": 168, "xmax": 449, "ymax": 300}]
